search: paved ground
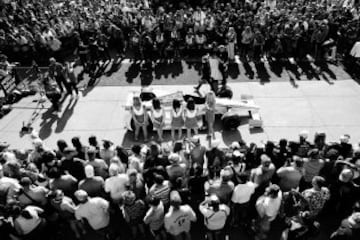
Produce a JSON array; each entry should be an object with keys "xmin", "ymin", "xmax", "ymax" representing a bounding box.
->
[
  {"xmin": 1, "ymin": 59, "xmax": 359, "ymax": 240},
  {"xmin": 1, "ymin": 78, "xmax": 360, "ymax": 150}
]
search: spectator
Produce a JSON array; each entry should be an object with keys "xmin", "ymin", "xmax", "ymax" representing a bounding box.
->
[
  {"xmin": 276, "ymin": 156, "xmax": 304, "ymax": 192},
  {"xmin": 166, "ymin": 153, "xmax": 186, "ymax": 185},
  {"xmin": 149, "ymin": 174, "xmax": 171, "ymax": 209},
  {"xmin": 122, "ymin": 190, "xmax": 146, "ymax": 238},
  {"xmin": 231, "ymin": 172, "xmax": 256, "ymax": 227},
  {"xmin": 78, "ymin": 165, "xmax": 105, "ymax": 198},
  {"xmin": 254, "ymin": 184, "xmax": 282, "ymax": 240},
  {"xmin": 86, "ymin": 147, "xmax": 108, "ymax": 179},
  {"xmin": 48, "ymin": 167, "xmax": 78, "ymax": 199},
  {"xmin": 74, "ymin": 190, "xmax": 110, "ymax": 236},
  {"xmin": 104, "ymin": 163, "xmax": 129, "ymax": 203},
  {"xmin": 164, "ymin": 191, "xmax": 197, "ymax": 240},
  {"xmin": 18, "ymin": 177, "xmax": 48, "ymax": 208},
  {"xmin": 144, "ymin": 196, "xmax": 167, "ymax": 240},
  {"xmin": 205, "ymin": 167, "xmax": 234, "ymax": 205},
  {"xmin": 199, "ymin": 194, "xmax": 230, "ymax": 240},
  {"xmin": 302, "ymin": 176, "xmax": 330, "ymax": 219},
  {"xmin": 61, "ymin": 147, "xmax": 86, "ymax": 181},
  {"xmin": 302, "ymin": 149, "xmax": 325, "ymax": 190},
  {"xmin": 250, "ymin": 154, "xmax": 276, "ymax": 190}
]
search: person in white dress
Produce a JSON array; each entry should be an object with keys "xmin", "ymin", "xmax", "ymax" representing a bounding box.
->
[
  {"xmin": 131, "ymin": 96, "xmax": 149, "ymax": 141},
  {"xmin": 151, "ymin": 98, "xmax": 165, "ymax": 141},
  {"xmin": 171, "ymin": 99, "xmax": 184, "ymax": 140},
  {"xmin": 184, "ymin": 97, "xmax": 199, "ymax": 139}
]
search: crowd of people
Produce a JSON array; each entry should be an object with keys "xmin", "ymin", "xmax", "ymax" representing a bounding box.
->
[
  {"xmin": 0, "ymin": 0, "xmax": 360, "ymax": 69},
  {"xmin": 0, "ymin": 130, "xmax": 360, "ymax": 240}
]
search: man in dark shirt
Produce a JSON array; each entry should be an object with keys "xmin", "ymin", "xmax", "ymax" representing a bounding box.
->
[
  {"xmin": 48, "ymin": 57, "xmax": 70, "ymax": 94},
  {"xmin": 61, "ymin": 147, "xmax": 86, "ymax": 181},
  {"xmin": 78, "ymin": 165, "xmax": 105, "ymax": 198},
  {"xmin": 206, "ymin": 140, "xmax": 226, "ymax": 177}
]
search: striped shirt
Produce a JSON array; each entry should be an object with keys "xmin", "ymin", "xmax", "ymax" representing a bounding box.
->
[{"xmin": 149, "ymin": 181, "xmax": 171, "ymax": 207}]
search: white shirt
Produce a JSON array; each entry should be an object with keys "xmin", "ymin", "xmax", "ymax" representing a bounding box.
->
[
  {"xmin": 256, "ymin": 191, "xmax": 282, "ymax": 221},
  {"xmin": 164, "ymin": 205, "xmax": 196, "ymax": 235},
  {"xmin": 75, "ymin": 197, "xmax": 110, "ymax": 230},
  {"xmin": 104, "ymin": 174, "xmax": 129, "ymax": 201},
  {"xmin": 231, "ymin": 181, "xmax": 256, "ymax": 204},
  {"xmin": 199, "ymin": 204, "xmax": 230, "ymax": 230}
]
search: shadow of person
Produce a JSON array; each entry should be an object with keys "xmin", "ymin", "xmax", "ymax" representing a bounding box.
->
[
  {"xmin": 242, "ymin": 61, "xmax": 255, "ymax": 79},
  {"xmin": 125, "ymin": 62, "xmax": 141, "ymax": 83},
  {"xmin": 55, "ymin": 97, "xmax": 79, "ymax": 133},
  {"xmin": 227, "ymin": 62, "xmax": 241, "ymax": 80},
  {"xmin": 38, "ymin": 108, "xmax": 59, "ymax": 140},
  {"xmin": 268, "ymin": 59, "xmax": 284, "ymax": 77},
  {"xmin": 221, "ymin": 128, "xmax": 243, "ymax": 146},
  {"xmin": 254, "ymin": 62, "xmax": 270, "ymax": 84}
]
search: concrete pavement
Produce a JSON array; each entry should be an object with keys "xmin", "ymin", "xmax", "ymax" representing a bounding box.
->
[{"xmin": 1, "ymin": 79, "xmax": 360, "ymax": 149}]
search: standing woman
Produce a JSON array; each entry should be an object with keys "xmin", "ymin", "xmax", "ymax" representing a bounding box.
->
[
  {"xmin": 171, "ymin": 99, "xmax": 184, "ymax": 140},
  {"xmin": 184, "ymin": 97, "xmax": 199, "ymax": 139},
  {"xmin": 205, "ymin": 91, "xmax": 216, "ymax": 139},
  {"xmin": 226, "ymin": 27, "xmax": 237, "ymax": 61},
  {"xmin": 131, "ymin": 96, "xmax": 149, "ymax": 141},
  {"xmin": 151, "ymin": 98, "xmax": 165, "ymax": 142}
]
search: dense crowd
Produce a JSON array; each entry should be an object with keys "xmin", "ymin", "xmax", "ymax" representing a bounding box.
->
[
  {"xmin": 0, "ymin": 0, "xmax": 360, "ymax": 68},
  {"xmin": 0, "ymin": 130, "xmax": 360, "ymax": 240}
]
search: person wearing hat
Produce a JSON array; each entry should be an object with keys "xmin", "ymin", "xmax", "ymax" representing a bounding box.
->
[
  {"xmin": 199, "ymin": 194, "xmax": 230, "ymax": 240},
  {"xmin": 327, "ymin": 169, "xmax": 358, "ymax": 220},
  {"xmin": 296, "ymin": 130, "xmax": 311, "ymax": 157},
  {"xmin": 166, "ymin": 153, "xmax": 186, "ymax": 185},
  {"xmin": 17, "ymin": 177, "xmax": 48, "ymax": 208},
  {"xmin": 122, "ymin": 190, "xmax": 147, "ymax": 238},
  {"xmin": 276, "ymin": 155, "xmax": 304, "ymax": 192},
  {"xmin": 164, "ymin": 191, "xmax": 197, "ymax": 240},
  {"xmin": 74, "ymin": 189, "xmax": 110, "ymax": 234},
  {"xmin": 78, "ymin": 165, "xmax": 105, "ymax": 198}
]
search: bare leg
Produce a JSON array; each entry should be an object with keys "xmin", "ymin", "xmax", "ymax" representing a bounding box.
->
[
  {"xmin": 142, "ymin": 125, "xmax": 148, "ymax": 141},
  {"xmin": 194, "ymin": 128, "xmax": 198, "ymax": 136},
  {"xmin": 187, "ymin": 128, "xmax": 191, "ymax": 139},
  {"xmin": 171, "ymin": 128, "xmax": 175, "ymax": 141},
  {"xmin": 135, "ymin": 125, "xmax": 140, "ymax": 140},
  {"xmin": 178, "ymin": 128, "xmax": 182, "ymax": 139},
  {"xmin": 157, "ymin": 129, "xmax": 163, "ymax": 141}
]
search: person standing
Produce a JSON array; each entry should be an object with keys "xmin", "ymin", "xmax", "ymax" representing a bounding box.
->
[
  {"xmin": 254, "ymin": 184, "xmax": 283, "ymax": 240},
  {"xmin": 194, "ymin": 55, "xmax": 213, "ymax": 92},
  {"xmin": 184, "ymin": 98, "xmax": 199, "ymax": 139},
  {"xmin": 226, "ymin": 27, "xmax": 237, "ymax": 61},
  {"xmin": 74, "ymin": 190, "xmax": 110, "ymax": 237},
  {"xmin": 231, "ymin": 172, "xmax": 256, "ymax": 227},
  {"xmin": 131, "ymin": 96, "xmax": 149, "ymax": 141},
  {"xmin": 276, "ymin": 156, "xmax": 304, "ymax": 192},
  {"xmin": 164, "ymin": 191, "xmax": 197, "ymax": 240},
  {"xmin": 151, "ymin": 98, "xmax": 165, "ymax": 142},
  {"xmin": 205, "ymin": 91, "xmax": 216, "ymax": 139},
  {"xmin": 144, "ymin": 197, "xmax": 167, "ymax": 240},
  {"xmin": 171, "ymin": 99, "xmax": 184, "ymax": 140},
  {"xmin": 199, "ymin": 194, "xmax": 230, "ymax": 240},
  {"xmin": 48, "ymin": 57, "xmax": 70, "ymax": 94},
  {"xmin": 64, "ymin": 61, "xmax": 78, "ymax": 97}
]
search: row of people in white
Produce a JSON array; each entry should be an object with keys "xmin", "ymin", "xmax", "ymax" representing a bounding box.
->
[{"xmin": 131, "ymin": 92, "xmax": 217, "ymax": 141}]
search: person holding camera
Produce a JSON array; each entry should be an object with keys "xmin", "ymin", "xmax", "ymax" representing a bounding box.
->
[{"xmin": 199, "ymin": 194, "xmax": 230, "ymax": 240}]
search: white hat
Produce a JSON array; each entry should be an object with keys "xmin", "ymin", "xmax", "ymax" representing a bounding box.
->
[
  {"xmin": 33, "ymin": 138, "xmax": 43, "ymax": 148},
  {"xmin": 84, "ymin": 165, "xmax": 95, "ymax": 178},
  {"xmin": 231, "ymin": 141, "xmax": 240, "ymax": 149},
  {"xmin": 233, "ymin": 150, "xmax": 244, "ymax": 158},
  {"xmin": 299, "ymin": 130, "xmax": 309, "ymax": 139},
  {"xmin": 169, "ymin": 153, "xmax": 181, "ymax": 164},
  {"xmin": 211, "ymin": 139, "xmax": 221, "ymax": 149},
  {"xmin": 109, "ymin": 163, "xmax": 120, "ymax": 176},
  {"xmin": 340, "ymin": 135, "xmax": 350, "ymax": 143}
]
